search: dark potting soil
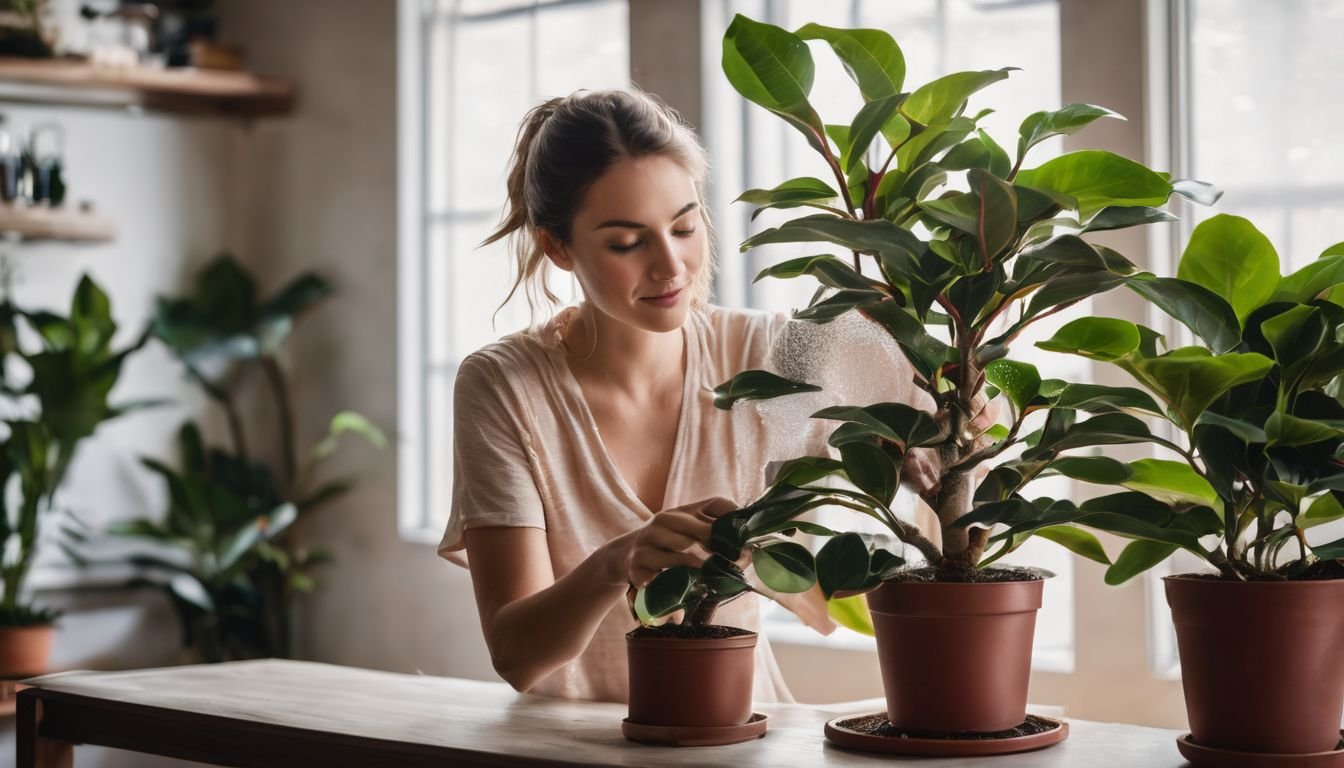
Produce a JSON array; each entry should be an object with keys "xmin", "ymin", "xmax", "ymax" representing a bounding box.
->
[
  {"xmin": 628, "ymin": 624, "xmax": 754, "ymax": 640},
  {"xmin": 1177, "ymin": 559, "xmax": 1344, "ymax": 581},
  {"xmin": 836, "ymin": 713, "xmax": 1060, "ymax": 741},
  {"xmin": 885, "ymin": 565, "xmax": 1048, "ymax": 584}
]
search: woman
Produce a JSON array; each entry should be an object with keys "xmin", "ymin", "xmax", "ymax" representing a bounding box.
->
[{"xmin": 437, "ymin": 88, "xmax": 942, "ymax": 704}]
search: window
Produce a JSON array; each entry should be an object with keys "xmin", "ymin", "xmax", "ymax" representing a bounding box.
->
[
  {"xmin": 1147, "ymin": 0, "xmax": 1344, "ymax": 675},
  {"xmin": 398, "ymin": 0, "xmax": 628, "ymax": 540},
  {"xmin": 703, "ymin": 0, "xmax": 1074, "ymax": 671}
]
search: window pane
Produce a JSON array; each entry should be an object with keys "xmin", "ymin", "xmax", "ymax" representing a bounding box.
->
[
  {"xmin": 412, "ymin": 0, "xmax": 628, "ymax": 534},
  {"xmin": 1185, "ymin": 0, "xmax": 1344, "ymax": 268}
]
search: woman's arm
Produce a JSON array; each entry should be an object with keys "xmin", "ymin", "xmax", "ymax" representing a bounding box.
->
[{"xmin": 464, "ymin": 497, "xmax": 735, "ymax": 693}]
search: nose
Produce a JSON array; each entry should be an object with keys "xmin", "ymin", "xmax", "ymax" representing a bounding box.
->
[{"xmin": 648, "ymin": 233, "xmax": 687, "ymax": 283}]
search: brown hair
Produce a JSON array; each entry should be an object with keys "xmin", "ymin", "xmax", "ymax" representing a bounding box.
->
[{"xmin": 482, "ymin": 88, "xmax": 716, "ymax": 323}]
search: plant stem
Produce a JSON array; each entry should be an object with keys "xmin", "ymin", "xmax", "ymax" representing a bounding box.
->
[
  {"xmin": 261, "ymin": 355, "xmax": 298, "ymax": 488},
  {"xmin": 187, "ymin": 364, "xmax": 249, "ymax": 463}
]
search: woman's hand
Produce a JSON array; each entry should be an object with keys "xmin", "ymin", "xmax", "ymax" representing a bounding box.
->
[
  {"xmin": 620, "ymin": 496, "xmax": 739, "ymax": 589},
  {"xmin": 902, "ymin": 394, "xmax": 1002, "ymax": 497}
]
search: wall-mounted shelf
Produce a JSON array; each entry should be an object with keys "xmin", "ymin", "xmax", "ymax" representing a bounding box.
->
[
  {"xmin": 0, "ymin": 204, "xmax": 116, "ymax": 242},
  {"xmin": 0, "ymin": 56, "xmax": 295, "ymax": 117}
]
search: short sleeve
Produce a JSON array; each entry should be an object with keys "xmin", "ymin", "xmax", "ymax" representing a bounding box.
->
[{"xmin": 437, "ymin": 353, "xmax": 547, "ymax": 567}]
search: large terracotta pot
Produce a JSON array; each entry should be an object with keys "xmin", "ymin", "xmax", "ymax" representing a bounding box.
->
[
  {"xmin": 867, "ymin": 578, "xmax": 1045, "ymax": 733},
  {"xmin": 1165, "ymin": 575, "xmax": 1344, "ymax": 754},
  {"xmin": 0, "ymin": 624, "xmax": 55, "ymax": 679},
  {"xmin": 626, "ymin": 630, "xmax": 756, "ymax": 727}
]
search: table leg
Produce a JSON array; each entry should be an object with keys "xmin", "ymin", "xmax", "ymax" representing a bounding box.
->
[{"xmin": 17, "ymin": 692, "xmax": 74, "ymax": 768}]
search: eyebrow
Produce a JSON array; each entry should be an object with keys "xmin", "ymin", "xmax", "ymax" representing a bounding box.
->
[{"xmin": 594, "ymin": 202, "xmax": 699, "ymax": 231}]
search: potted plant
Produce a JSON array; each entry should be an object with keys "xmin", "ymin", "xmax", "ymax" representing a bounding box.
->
[
  {"xmin": 626, "ymin": 493, "xmax": 860, "ymax": 747},
  {"xmin": 67, "ymin": 253, "xmax": 384, "ymax": 662},
  {"xmin": 0, "ymin": 274, "xmax": 148, "ymax": 681},
  {"xmin": 702, "ymin": 15, "xmax": 1216, "ymax": 753},
  {"xmin": 988, "ymin": 214, "xmax": 1344, "ymax": 763}
]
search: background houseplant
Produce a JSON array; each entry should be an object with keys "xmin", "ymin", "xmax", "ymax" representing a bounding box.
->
[
  {"xmin": 0, "ymin": 272, "xmax": 147, "ymax": 677},
  {"xmin": 72, "ymin": 254, "xmax": 384, "ymax": 662},
  {"xmin": 699, "ymin": 15, "xmax": 1217, "ymax": 743},
  {"xmin": 986, "ymin": 214, "xmax": 1344, "ymax": 758}
]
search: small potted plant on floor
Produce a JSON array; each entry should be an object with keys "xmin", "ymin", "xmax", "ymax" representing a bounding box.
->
[
  {"xmin": 707, "ymin": 15, "xmax": 1217, "ymax": 755},
  {"xmin": 0, "ymin": 274, "xmax": 149, "ymax": 681},
  {"xmin": 1000, "ymin": 214, "xmax": 1344, "ymax": 764}
]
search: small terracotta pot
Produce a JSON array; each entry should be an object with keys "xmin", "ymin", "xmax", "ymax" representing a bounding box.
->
[
  {"xmin": 867, "ymin": 578, "xmax": 1045, "ymax": 733},
  {"xmin": 1165, "ymin": 575, "xmax": 1344, "ymax": 754},
  {"xmin": 0, "ymin": 625, "xmax": 55, "ymax": 679},
  {"xmin": 626, "ymin": 630, "xmax": 756, "ymax": 727}
]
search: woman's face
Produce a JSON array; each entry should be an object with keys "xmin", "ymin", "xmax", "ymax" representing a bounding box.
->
[{"xmin": 542, "ymin": 154, "xmax": 708, "ymax": 335}]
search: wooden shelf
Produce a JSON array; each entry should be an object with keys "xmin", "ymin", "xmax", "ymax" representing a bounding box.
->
[
  {"xmin": 0, "ymin": 56, "xmax": 295, "ymax": 117},
  {"xmin": 0, "ymin": 203, "xmax": 116, "ymax": 242}
]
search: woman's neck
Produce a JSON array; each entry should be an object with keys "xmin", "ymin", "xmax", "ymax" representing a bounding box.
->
[{"xmin": 562, "ymin": 303, "xmax": 686, "ymax": 397}]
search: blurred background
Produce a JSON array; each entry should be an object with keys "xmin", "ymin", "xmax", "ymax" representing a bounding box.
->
[{"xmin": 0, "ymin": 1, "xmax": 1339, "ymax": 764}]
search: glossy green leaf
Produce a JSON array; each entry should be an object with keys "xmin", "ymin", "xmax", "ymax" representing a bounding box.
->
[
  {"xmin": 1105, "ymin": 540, "xmax": 1178, "ymax": 585},
  {"xmin": 1178, "ymin": 214, "xmax": 1280, "ymax": 325},
  {"xmin": 1125, "ymin": 459, "xmax": 1219, "ymax": 507},
  {"xmin": 795, "ymin": 23, "xmax": 904, "ymax": 101},
  {"xmin": 713, "ymin": 370, "xmax": 822, "ymax": 410},
  {"xmin": 1273, "ymin": 255, "xmax": 1344, "ymax": 304},
  {"xmin": 636, "ymin": 566, "xmax": 699, "ymax": 623},
  {"xmin": 826, "ymin": 593, "xmax": 875, "ymax": 636},
  {"xmin": 752, "ymin": 541, "xmax": 817, "ymax": 593},
  {"xmin": 838, "ymin": 442, "xmax": 900, "ymax": 505},
  {"xmin": 1016, "ymin": 103, "xmax": 1122, "ymax": 161},
  {"xmin": 754, "ymin": 254, "xmax": 882, "ymax": 291},
  {"xmin": 1302, "ymin": 493, "xmax": 1344, "ymax": 529},
  {"xmin": 1082, "ymin": 205, "xmax": 1178, "ymax": 233},
  {"xmin": 1047, "ymin": 455, "xmax": 1133, "ymax": 484},
  {"xmin": 816, "ymin": 532, "xmax": 877, "ymax": 599},
  {"xmin": 1195, "ymin": 411, "xmax": 1268, "ymax": 444},
  {"xmin": 985, "ymin": 359, "xmax": 1041, "ymax": 412},
  {"xmin": 1014, "ymin": 150, "xmax": 1173, "ymax": 217},
  {"xmin": 1036, "ymin": 317, "xmax": 1141, "ymax": 361},
  {"xmin": 1046, "ymin": 382, "xmax": 1164, "ymax": 416},
  {"xmin": 1266, "ymin": 412, "xmax": 1341, "ymax": 447},
  {"xmin": 1119, "ymin": 349, "xmax": 1274, "ymax": 431},
  {"xmin": 1034, "ymin": 525, "xmax": 1112, "ymax": 565},
  {"xmin": 844, "ymin": 93, "xmax": 904, "ymax": 172},
  {"xmin": 1125, "ymin": 275, "xmax": 1242, "ymax": 354},
  {"xmin": 902, "ymin": 68, "xmax": 1012, "ymax": 126},
  {"xmin": 741, "ymin": 214, "xmax": 925, "ymax": 257},
  {"xmin": 1311, "ymin": 536, "xmax": 1344, "ymax": 561},
  {"xmin": 723, "ymin": 15, "xmax": 826, "ymax": 152},
  {"xmin": 737, "ymin": 177, "xmax": 841, "ymax": 220}
]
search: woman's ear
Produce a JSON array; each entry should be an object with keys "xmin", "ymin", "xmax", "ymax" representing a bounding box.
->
[{"xmin": 537, "ymin": 229, "xmax": 574, "ymax": 272}]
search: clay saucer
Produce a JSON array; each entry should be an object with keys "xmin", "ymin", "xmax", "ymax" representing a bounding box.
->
[
  {"xmin": 824, "ymin": 712, "xmax": 1067, "ymax": 756},
  {"xmin": 622, "ymin": 713, "xmax": 768, "ymax": 747},
  {"xmin": 1177, "ymin": 732, "xmax": 1344, "ymax": 767}
]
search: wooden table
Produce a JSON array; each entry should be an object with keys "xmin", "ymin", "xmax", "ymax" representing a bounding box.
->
[{"xmin": 16, "ymin": 659, "xmax": 1188, "ymax": 767}]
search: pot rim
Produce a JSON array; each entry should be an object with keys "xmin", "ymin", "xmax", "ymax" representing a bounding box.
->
[
  {"xmin": 626, "ymin": 629, "xmax": 757, "ymax": 651},
  {"xmin": 1164, "ymin": 573, "xmax": 1344, "ymax": 587}
]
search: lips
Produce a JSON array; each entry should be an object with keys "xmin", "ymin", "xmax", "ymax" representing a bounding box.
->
[{"xmin": 640, "ymin": 288, "xmax": 683, "ymax": 306}]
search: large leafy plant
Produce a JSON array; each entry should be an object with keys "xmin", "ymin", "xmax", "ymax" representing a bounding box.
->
[
  {"xmin": 72, "ymin": 254, "xmax": 384, "ymax": 660},
  {"xmin": 985, "ymin": 215, "xmax": 1344, "ymax": 583},
  {"xmin": 0, "ymin": 274, "xmax": 149, "ymax": 626},
  {"xmin": 702, "ymin": 15, "xmax": 1217, "ymax": 594}
]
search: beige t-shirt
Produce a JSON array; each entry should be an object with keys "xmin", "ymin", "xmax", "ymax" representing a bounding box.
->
[
  {"xmin": 438, "ymin": 302, "xmax": 936, "ymax": 704},
  {"xmin": 438, "ymin": 304, "xmax": 845, "ymax": 704}
]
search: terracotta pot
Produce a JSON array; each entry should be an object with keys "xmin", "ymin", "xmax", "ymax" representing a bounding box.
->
[
  {"xmin": 626, "ymin": 630, "xmax": 756, "ymax": 727},
  {"xmin": 0, "ymin": 624, "xmax": 55, "ymax": 679},
  {"xmin": 867, "ymin": 578, "xmax": 1045, "ymax": 733},
  {"xmin": 1165, "ymin": 575, "xmax": 1344, "ymax": 754}
]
